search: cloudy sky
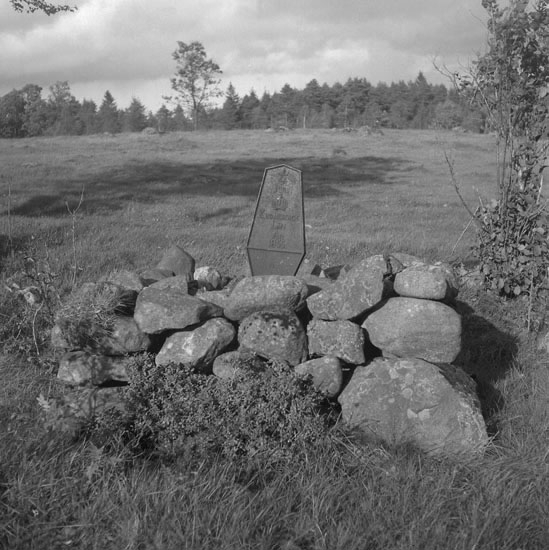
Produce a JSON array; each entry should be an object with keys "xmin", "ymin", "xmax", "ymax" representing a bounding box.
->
[{"xmin": 0, "ymin": 0, "xmax": 489, "ymax": 112}]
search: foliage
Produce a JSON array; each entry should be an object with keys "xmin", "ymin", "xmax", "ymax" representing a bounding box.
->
[
  {"xmin": 97, "ymin": 91, "xmax": 121, "ymax": 134},
  {"xmin": 169, "ymin": 41, "xmax": 223, "ymax": 130},
  {"xmin": 458, "ymin": 0, "xmax": 549, "ymax": 299},
  {"xmin": 122, "ymin": 97, "xmax": 148, "ymax": 133},
  {"xmin": 10, "ymin": 0, "xmax": 75, "ymax": 15},
  {"xmin": 54, "ymin": 282, "xmax": 134, "ymax": 351},
  {"xmin": 218, "ymin": 83, "xmax": 241, "ymax": 129},
  {"xmin": 1, "ymin": 250, "xmax": 60, "ymax": 356},
  {"xmin": 91, "ymin": 354, "xmax": 334, "ymax": 462},
  {"xmin": 0, "ymin": 71, "xmax": 484, "ymax": 136}
]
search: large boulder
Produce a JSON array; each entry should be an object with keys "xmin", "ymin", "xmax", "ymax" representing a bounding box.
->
[
  {"xmin": 307, "ymin": 319, "xmax": 366, "ymax": 364},
  {"xmin": 194, "ymin": 288, "xmax": 232, "ymax": 310},
  {"xmin": 298, "ymin": 274, "xmax": 334, "ymax": 297},
  {"xmin": 100, "ymin": 269, "xmax": 144, "ymax": 293},
  {"xmin": 155, "ymin": 245, "xmax": 195, "ymax": 279},
  {"xmin": 306, "ymin": 255, "xmax": 388, "ymax": 320},
  {"xmin": 57, "ymin": 351, "xmax": 132, "ymax": 386},
  {"xmin": 134, "ymin": 287, "xmax": 223, "ymax": 334},
  {"xmin": 138, "ymin": 268, "xmax": 175, "ymax": 287},
  {"xmin": 294, "ymin": 356, "xmax": 343, "ymax": 398},
  {"xmin": 155, "ymin": 318, "xmax": 236, "ymax": 371},
  {"xmin": 148, "ymin": 275, "xmax": 190, "ymax": 294},
  {"xmin": 394, "ymin": 262, "xmax": 458, "ymax": 301},
  {"xmin": 362, "ymin": 297, "xmax": 461, "ymax": 363},
  {"xmin": 224, "ymin": 275, "xmax": 308, "ymax": 321},
  {"xmin": 238, "ymin": 310, "xmax": 308, "ymax": 366},
  {"xmin": 88, "ymin": 316, "xmax": 150, "ymax": 355},
  {"xmin": 338, "ymin": 357, "xmax": 489, "ymax": 457}
]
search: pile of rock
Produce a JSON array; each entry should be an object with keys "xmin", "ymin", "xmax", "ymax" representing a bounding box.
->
[{"xmin": 52, "ymin": 245, "xmax": 489, "ymax": 458}]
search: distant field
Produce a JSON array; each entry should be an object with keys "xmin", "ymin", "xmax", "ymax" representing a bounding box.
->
[
  {"xmin": 3, "ymin": 130, "xmax": 549, "ymax": 550},
  {"xmin": 0, "ymin": 128, "xmax": 497, "ymax": 280}
]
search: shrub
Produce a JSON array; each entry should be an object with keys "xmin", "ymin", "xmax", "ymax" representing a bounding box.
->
[
  {"xmin": 1, "ymin": 251, "xmax": 60, "ymax": 356},
  {"xmin": 456, "ymin": 1, "xmax": 549, "ymax": 302},
  {"xmin": 54, "ymin": 281, "xmax": 136, "ymax": 350},
  {"xmin": 91, "ymin": 354, "xmax": 336, "ymax": 463}
]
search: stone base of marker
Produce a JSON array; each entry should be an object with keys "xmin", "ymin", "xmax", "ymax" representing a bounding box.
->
[{"xmin": 51, "ymin": 245, "xmax": 491, "ymax": 459}]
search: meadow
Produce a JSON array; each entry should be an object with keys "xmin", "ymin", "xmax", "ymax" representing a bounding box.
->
[{"xmin": 1, "ymin": 129, "xmax": 548, "ymax": 549}]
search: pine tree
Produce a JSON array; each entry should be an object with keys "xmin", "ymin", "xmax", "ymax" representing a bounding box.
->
[
  {"xmin": 98, "ymin": 91, "xmax": 121, "ymax": 133},
  {"xmin": 220, "ymin": 83, "xmax": 241, "ymax": 129},
  {"xmin": 123, "ymin": 97, "xmax": 147, "ymax": 132}
]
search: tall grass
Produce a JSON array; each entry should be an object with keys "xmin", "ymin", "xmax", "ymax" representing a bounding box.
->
[{"xmin": 2, "ymin": 129, "xmax": 548, "ymax": 549}]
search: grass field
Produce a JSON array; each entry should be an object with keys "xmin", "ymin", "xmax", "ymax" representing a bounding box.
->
[{"xmin": 1, "ymin": 129, "xmax": 548, "ymax": 550}]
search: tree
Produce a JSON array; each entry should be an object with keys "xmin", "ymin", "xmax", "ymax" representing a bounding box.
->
[
  {"xmin": 10, "ymin": 0, "xmax": 75, "ymax": 15},
  {"xmin": 171, "ymin": 104, "xmax": 189, "ymax": 131},
  {"xmin": 123, "ymin": 97, "xmax": 147, "ymax": 133},
  {"xmin": 47, "ymin": 80, "xmax": 80, "ymax": 135},
  {"xmin": 76, "ymin": 99, "xmax": 98, "ymax": 135},
  {"xmin": 97, "ymin": 91, "xmax": 120, "ymax": 133},
  {"xmin": 220, "ymin": 83, "xmax": 241, "ymax": 129},
  {"xmin": 456, "ymin": 0, "xmax": 549, "ymax": 303},
  {"xmin": 21, "ymin": 84, "xmax": 48, "ymax": 136},
  {"xmin": 155, "ymin": 105, "xmax": 172, "ymax": 133},
  {"xmin": 169, "ymin": 41, "xmax": 222, "ymax": 130},
  {"xmin": 0, "ymin": 89, "xmax": 26, "ymax": 137},
  {"xmin": 239, "ymin": 90, "xmax": 260, "ymax": 129},
  {"xmin": 433, "ymin": 99, "xmax": 463, "ymax": 129}
]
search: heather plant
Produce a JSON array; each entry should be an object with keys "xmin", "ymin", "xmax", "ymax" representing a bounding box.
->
[{"xmin": 90, "ymin": 354, "xmax": 336, "ymax": 463}]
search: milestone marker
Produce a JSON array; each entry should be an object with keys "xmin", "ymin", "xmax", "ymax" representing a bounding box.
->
[{"xmin": 247, "ymin": 164, "xmax": 306, "ymax": 276}]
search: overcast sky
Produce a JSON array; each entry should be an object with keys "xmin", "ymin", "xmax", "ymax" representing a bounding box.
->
[{"xmin": 0, "ymin": 0, "xmax": 489, "ymax": 112}]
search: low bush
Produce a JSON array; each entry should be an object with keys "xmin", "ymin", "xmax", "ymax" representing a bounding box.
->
[
  {"xmin": 1, "ymin": 251, "xmax": 60, "ymax": 357},
  {"xmin": 90, "ymin": 354, "xmax": 337, "ymax": 463}
]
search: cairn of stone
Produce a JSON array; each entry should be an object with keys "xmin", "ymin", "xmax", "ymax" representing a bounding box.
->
[{"xmin": 52, "ymin": 245, "xmax": 489, "ymax": 458}]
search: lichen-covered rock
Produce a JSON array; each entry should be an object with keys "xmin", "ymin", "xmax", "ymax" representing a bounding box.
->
[
  {"xmin": 387, "ymin": 252, "xmax": 423, "ymax": 271},
  {"xmin": 134, "ymin": 287, "xmax": 222, "ymax": 334},
  {"xmin": 307, "ymin": 319, "xmax": 366, "ymax": 364},
  {"xmin": 338, "ymin": 357, "xmax": 488, "ymax": 457},
  {"xmin": 91, "ymin": 316, "xmax": 151, "ymax": 355},
  {"xmin": 194, "ymin": 288, "xmax": 232, "ymax": 310},
  {"xmin": 138, "ymin": 268, "xmax": 175, "ymax": 287},
  {"xmin": 224, "ymin": 275, "xmax": 308, "ymax": 321},
  {"xmin": 57, "ymin": 351, "xmax": 131, "ymax": 386},
  {"xmin": 100, "ymin": 269, "xmax": 144, "ymax": 293},
  {"xmin": 238, "ymin": 310, "xmax": 308, "ymax": 366},
  {"xmin": 194, "ymin": 266, "xmax": 222, "ymax": 290},
  {"xmin": 394, "ymin": 262, "xmax": 458, "ymax": 301},
  {"xmin": 310, "ymin": 264, "xmax": 352, "ymax": 280},
  {"xmin": 155, "ymin": 318, "xmax": 236, "ymax": 371},
  {"xmin": 306, "ymin": 255, "xmax": 388, "ymax": 320},
  {"xmin": 212, "ymin": 349, "xmax": 266, "ymax": 379},
  {"xmin": 295, "ymin": 356, "xmax": 343, "ymax": 397},
  {"xmin": 148, "ymin": 275, "xmax": 190, "ymax": 294},
  {"xmin": 362, "ymin": 297, "xmax": 461, "ymax": 363},
  {"xmin": 298, "ymin": 274, "xmax": 334, "ymax": 297},
  {"xmin": 155, "ymin": 245, "xmax": 195, "ymax": 279}
]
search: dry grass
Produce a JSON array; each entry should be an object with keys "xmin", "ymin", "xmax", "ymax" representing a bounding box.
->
[
  {"xmin": 2, "ymin": 129, "xmax": 548, "ymax": 550},
  {"xmin": 1, "ymin": 128, "xmax": 496, "ymax": 280}
]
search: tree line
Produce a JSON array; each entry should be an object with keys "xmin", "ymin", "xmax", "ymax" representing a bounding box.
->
[
  {"xmin": 0, "ymin": 74, "xmax": 485, "ymax": 138},
  {"xmin": 214, "ymin": 74, "xmax": 483, "ymax": 132}
]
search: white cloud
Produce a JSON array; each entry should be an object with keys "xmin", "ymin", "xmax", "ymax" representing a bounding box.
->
[{"xmin": 0, "ymin": 0, "xmax": 489, "ymax": 111}]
